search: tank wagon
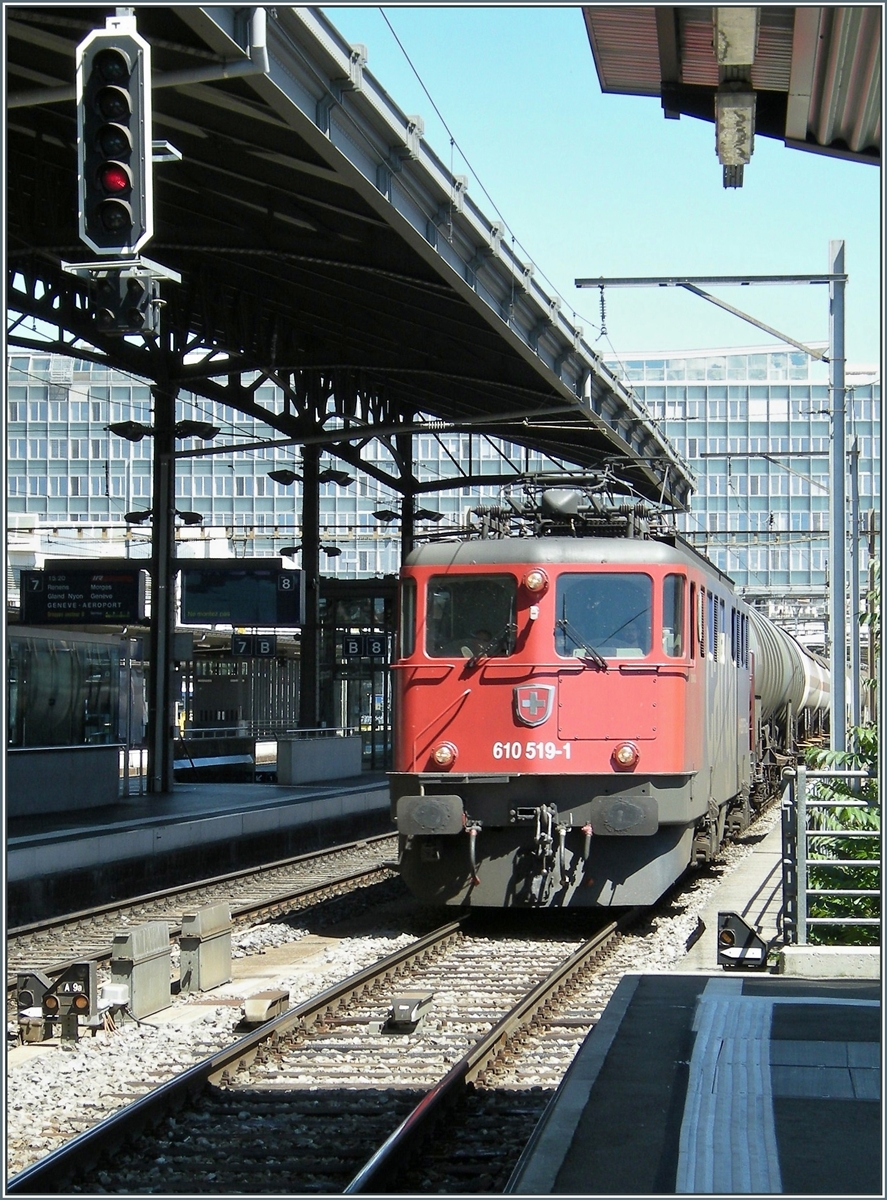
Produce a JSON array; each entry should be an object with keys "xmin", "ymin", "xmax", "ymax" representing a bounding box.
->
[{"xmin": 389, "ymin": 475, "xmax": 829, "ymax": 908}]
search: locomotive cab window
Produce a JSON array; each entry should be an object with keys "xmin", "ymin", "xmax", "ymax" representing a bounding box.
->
[
  {"xmin": 426, "ymin": 574, "xmax": 517, "ymax": 659},
  {"xmin": 555, "ymin": 573, "xmax": 652, "ymax": 659},
  {"xmin": 662, "ymin": 574, "xmax": 685, "ymax": 657},
  {"xmin": 398, "ymin": 577, "xmax": 416, "ymax": 658}
]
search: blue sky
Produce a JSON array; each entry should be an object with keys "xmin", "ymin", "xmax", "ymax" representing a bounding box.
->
[{"xmin": 322, "ymin": 6, "xmax": 882, "ymax": 367}]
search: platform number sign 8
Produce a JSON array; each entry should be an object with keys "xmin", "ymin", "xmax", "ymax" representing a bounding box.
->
[{"xmin": 342, "ymin": 634, "xmax": 389, "ymax": 660}]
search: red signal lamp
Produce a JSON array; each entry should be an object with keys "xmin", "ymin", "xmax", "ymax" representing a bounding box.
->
[{"xmin": 99, "ymin": 161, "xmax": 132, "ymax": 195}]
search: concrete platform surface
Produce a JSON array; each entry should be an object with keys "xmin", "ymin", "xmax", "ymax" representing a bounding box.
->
[
  {"xmin": 508, "ymin": 972, "xmax": 882, "ymax": 1196},
  {"xmin": 7, "ymin": 774, "xmax": 390, "ymax": 882},
  {"xmin": 7, "ymin": 774, "xmax": 393, "ymax": 925}
]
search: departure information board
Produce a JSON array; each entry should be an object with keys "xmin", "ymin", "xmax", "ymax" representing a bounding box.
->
[
  {"xmin": 21, "ymin": 568, "xmax": 147, "ymax": 624},
  {"xmin": 180, "ymin": 563, "xmax": 304, "ymax": 626}
]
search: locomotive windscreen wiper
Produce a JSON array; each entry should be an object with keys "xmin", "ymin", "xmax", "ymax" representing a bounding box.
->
[
  {"xmin": 467, "ymin": 621, "xmax": 517, "ymax": 668},
  {"xmin": 556, "ymin": 604, "xmax": 608, "ymax": 670}
]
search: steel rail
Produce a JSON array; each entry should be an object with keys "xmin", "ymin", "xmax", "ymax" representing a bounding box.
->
[
  {"xmin": 344, "ymin": 908, "xmax": 641, "ymax": 1193},
  {"xmin": 6, "ymin": 919, "xmax": 465, "ymax": 1195},
  {"xmin": 8, "ymin": 832, "xmax": 397, "ymax": 938},
  {"xmin": 7, "ymin": 862, "xmax": 397, "ymax": 1003}
]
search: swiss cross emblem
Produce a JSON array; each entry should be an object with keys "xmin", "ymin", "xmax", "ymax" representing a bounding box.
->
[{"xmin": 513, "ymin": 684, "xmax": 555, "ymax": 727}]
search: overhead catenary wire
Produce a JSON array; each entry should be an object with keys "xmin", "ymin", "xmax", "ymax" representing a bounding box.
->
[{"xmin": 376, "ymin": 8, "xmax": 604, "ymax": 342}]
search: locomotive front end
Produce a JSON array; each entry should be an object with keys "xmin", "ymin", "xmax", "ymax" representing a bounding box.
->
[{"xmin": 390, "ymin": 537, "xmax": 713, "ymax": 907}]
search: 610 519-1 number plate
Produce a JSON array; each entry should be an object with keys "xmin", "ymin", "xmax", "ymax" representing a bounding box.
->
[{"xmin": 492, "ymin": 740, "xmax": 571, "ymax": 760}]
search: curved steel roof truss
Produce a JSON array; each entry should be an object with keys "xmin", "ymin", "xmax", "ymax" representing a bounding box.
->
[{"xmin": 6, "ymin": 5, "xmax": 693, "ymax": 510}]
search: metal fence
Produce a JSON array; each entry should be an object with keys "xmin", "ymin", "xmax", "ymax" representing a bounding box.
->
[{"xmin": 781, "ymin": 765, "xmax": 880, "ymax": 945}]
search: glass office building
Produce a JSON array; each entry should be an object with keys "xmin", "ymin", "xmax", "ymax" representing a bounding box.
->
[
  {"xmin": 8, "ymin": 346, "xmax": 880, "ymax": 633},
  {"xmin": 604, "ymin": 345, "xmax": 880, "ymax": 637},
  {"xmin": 6, "ymin": 351, "xmax": 563, "ymax": 584}
]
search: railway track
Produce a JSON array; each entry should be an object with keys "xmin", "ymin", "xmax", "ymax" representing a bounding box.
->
[
  {"xmin": 7, "ymin": 913, "xmax": 637, "ymax": 1194},
  {"xmin": 8, "ymin": 833, "xmax": 399, "ymax": 986}
]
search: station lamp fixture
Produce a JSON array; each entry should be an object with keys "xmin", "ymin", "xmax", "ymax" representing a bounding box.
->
[
  {"xmin": 318, "ymin": 468, "xmax": 353, "ymax": 486},
  {"xmin": 372, "ymin": 509, "xmax": 400, "ymax": 522},
  {"xmin": 108, "ymin": 420, "xmax": 220, "ymax": 441},
  {"xmin": 414, "ymin": 507, "xmax": 444, "ymax": 522},
  {"xmin": 108, "ymin": 420, "xmax": 153, "ymax": 441},
  {"xmin": 280, "ymin": 543, "xmax": 341, "ymax": 557},
  {"xmin": 174, "ymin": 420, "xmax": 221, "ymax": 440},
  {"xmin": 268, "ymin": 469, "xmax": 302, "ymax": 486},
  {"xmin": 124, "ymin": 508, "xmax": 203, "ymax": 525}
]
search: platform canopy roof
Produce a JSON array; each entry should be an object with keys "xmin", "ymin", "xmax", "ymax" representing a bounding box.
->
[
  {"xmin": 6, "ymin": 5, "xmax": 694, "ymax": 510},
  {"xmin": 583, "ymin": 6, "xmax": 881, "ymax": 186}
]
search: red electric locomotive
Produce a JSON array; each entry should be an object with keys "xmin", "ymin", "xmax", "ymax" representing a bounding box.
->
[{"xmin": 389, "ymin": 476, "xmax": 829, "ymax": 908}]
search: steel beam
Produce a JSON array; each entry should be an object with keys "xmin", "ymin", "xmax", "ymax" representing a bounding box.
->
[{"xmin": 828, "ymin": 239, "xmax": 847, "ymax": 751}]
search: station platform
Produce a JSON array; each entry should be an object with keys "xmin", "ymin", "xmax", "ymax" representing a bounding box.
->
[
  {"xmin": 508, "ymin": 972, "xmax": 881, "ymax": 1195},
  {"xmin": 508, "ymin": 820, "xmax": 882, "ymax": 1195},
  {"xmin": 7, "ymin": 773, "xmax": 392, "ymax": 926}
]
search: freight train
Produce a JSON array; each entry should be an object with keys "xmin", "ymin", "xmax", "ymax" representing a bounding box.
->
[{"xmin": 389, "ymin": 475, "xmax": 829, "ymax": 908}]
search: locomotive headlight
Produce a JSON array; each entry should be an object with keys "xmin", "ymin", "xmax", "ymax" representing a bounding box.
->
[
  {"xmin": 432, "ymin": 742, "xmax": 457, "ymax": 768},
  {"xmin": 523, "ymin": 568, "xmax": 548, "ymax": 594},
  {"xmin": 612, "ymin": 741, "xmax": 640, "ymax": 770}
]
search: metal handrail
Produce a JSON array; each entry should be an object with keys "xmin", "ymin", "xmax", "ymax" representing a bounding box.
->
[{"xmin": 781, "ymin": 765, "xmax": 880, "ymax": 945}]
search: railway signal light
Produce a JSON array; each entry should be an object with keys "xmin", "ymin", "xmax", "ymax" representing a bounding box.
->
[
  {"xmin": 76, "ymin": 19, "xmax": 153, "ymax": 254},
  {"xmin": 16, "ymin": 970, "xmax": 53, "ymax": 1014},
  {"xmin": 717, "ymin": 912, "xmax": 768, "ymax": 969},
  {"xmin": 88, "ymin": 268, "xmax": 160, "ymax": 335},
  {"xmin": 41, "ymin": 961, "xmax": 98, "ymax": 1020}
]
